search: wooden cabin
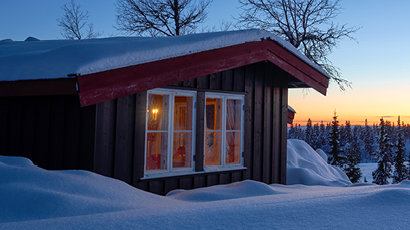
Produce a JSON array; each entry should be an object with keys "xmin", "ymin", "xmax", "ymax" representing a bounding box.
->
[
  {"xmin": 0, "ymin": 30, "xmax": 328, "ymax": 195},
  {"xmin": 287, "ymin": 106, "xmax": 296, "ymax": 125}
]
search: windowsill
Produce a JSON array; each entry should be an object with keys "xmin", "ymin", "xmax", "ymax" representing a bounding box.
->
[
  {"xmin": 141, "ymin": 166, "xmax": 247, "ymax": 180},
  {"xmin": 203, "ymin": 165, "xmax": 246, "ymax": 172}
]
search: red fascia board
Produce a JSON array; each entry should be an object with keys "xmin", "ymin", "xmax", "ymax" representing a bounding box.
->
[
  {"xmin": 265, "ymin": 41, "xmax": 328, "ymax": 94},
  {"xmin": 77, "ymin": 40, "xmax": 329, "ymax": 106}
]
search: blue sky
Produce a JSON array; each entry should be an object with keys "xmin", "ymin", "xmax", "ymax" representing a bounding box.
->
[{"xmin": 1, "ymin": 0, "xmax": 410, "ymax": 124}]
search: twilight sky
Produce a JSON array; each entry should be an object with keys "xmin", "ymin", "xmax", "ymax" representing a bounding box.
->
[{"xmin": 1, "ymin": 0, "xmax": 410, "ymax": 125}]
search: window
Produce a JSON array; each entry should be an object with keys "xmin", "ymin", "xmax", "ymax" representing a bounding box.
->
[
  {"xmin": 145, "ymin": 89, "xmax": 196, "ymax": 176},
  {"xmin": 204, "ymin": 93, "xmax": 244, "ymax": 169}
]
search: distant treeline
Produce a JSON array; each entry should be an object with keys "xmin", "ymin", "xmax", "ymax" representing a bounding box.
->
[{"xmin": 288, "ymin": 117, "xmax": 410, "ymax": 163}]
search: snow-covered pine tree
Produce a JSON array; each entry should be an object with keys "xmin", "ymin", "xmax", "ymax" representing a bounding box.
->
[
  {"xmin": 340, "ymin": 120, "xmax": 352, "ymax": 150},
  {"xmin": 305, "ymin": 118, "xmax": 313, "ymax": 146},
  {"xmin": 296, "ymin": 124, "xmax": 304, "ymax": 139},
  {"xmin": 353, "ymin": 125, "xmax": 364, "ymax": 160},
  {"xmin": 312, "ymin": 123, "xmax": 321, "ymax": 149},
  {"xmin": 372, "ymin": 118, "xmax": 393, "ymax": 185},
  {"xmin": 318, "ymin": 121, "xmax": 330, "ymax": 152},
  {"xmin": 328, "ymin": 113, "xmax": 344, "ymax": 167},
  {"xmin": 393, "ymin": 118, "xmax": 407, "ymax": 183},
  {"xmin": 344, "ymin": 132, "xmax": 362, "ymax": 183},
  {"xmin": 288, "ymin": 123, "xmax": 295, "ymax": 139},
  {"xmin": 363, "ymin": 119, "xmax": 376, "ymax": 162}
]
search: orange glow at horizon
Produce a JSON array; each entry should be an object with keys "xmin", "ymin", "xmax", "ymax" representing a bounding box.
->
[{"xmin": 289, "ymin": 82, "xmax": 410, "ymax": 126}]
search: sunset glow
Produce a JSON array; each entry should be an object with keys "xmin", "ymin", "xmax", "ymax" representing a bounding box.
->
[{"xmin": 289, "ymin": 81, "xmax": 410, "ymax": 126}]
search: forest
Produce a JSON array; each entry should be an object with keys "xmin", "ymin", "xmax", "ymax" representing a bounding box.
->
[{"xmin": 288, "ymin": 116, "xmax": 410, "ymax": 184}]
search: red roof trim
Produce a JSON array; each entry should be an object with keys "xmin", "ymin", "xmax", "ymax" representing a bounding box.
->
[{"xmin": 77, "ymin": 40, "xmax": 328, "ymax": 106}]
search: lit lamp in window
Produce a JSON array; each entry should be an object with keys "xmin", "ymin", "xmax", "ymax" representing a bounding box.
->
[{"xmin": 152, "ymin": 108, "xmax": 159, "ymax": 120}]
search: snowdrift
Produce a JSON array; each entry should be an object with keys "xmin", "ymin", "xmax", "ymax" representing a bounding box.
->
[
  {"xmin": 0, "ymin": 155, "xmax": 173, "ymax": 224},
  {"xmin": 2, "ymin": 155, "xmax": 410, "ymax": 229},
  {"xmin": 287, "ymin": 139, "xmax": 351, "ymax": 186},
  {"xmin": 167, "ymin": 180, "xmax": 282, "ymax": 201}
]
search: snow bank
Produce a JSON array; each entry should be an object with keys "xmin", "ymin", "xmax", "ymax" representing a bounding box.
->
[
  {"xmin": 315, "ymin": 148, "xmax": 328, "ymax": 162},
  {"xmin": 0, "ymin": 29, "xmax": 328, "ymax": 81},
  {"xmin": 167, "ymin": 180, "xmax": 281, "ymax": 201},
  {"xmin": 0, "ymin": 155, "xmax": 173, "ymax": 224},
  {"xmin": 2, "ymin": 155, "xmax": 410, "ymax": 229},
  {"xmin": 287, "ymin": 139, "xmax": 351, "ymax": 186}
]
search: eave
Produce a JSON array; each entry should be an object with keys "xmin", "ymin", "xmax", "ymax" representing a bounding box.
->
[{"xmin": 76, "ymin": 40, "xmax": 329, "ymax": 107}]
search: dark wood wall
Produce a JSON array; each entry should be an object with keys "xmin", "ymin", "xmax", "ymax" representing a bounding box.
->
[
  {"xmin": 0, "ymin": 62, "xmax": 288, "ymax": 195},
  {"xmin": 93, "ymin": 62, "xmax": 289, "ymax": 195},
  {"xmin": 0, "ymin": 95, "xmax": 96, "ymax": 170}
]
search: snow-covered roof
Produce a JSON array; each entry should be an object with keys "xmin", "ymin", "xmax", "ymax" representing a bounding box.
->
[
  {"xmin": 288, "ymin": 105, "xmax": 296, "ymax": 113},
  {"xmin": 0, "ymin": 29, "xmax": 329, "ymax": 82}
]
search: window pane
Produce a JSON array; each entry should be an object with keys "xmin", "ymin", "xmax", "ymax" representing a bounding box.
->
[
  {"xmin": 147, "ymin": 94, "xmax": 169, "ymax": 131},
  {"xmin": 174, "ymin": 96, "xmax": 193, "ymax": 130},
  {"xmin": 172, "ymin": 132, "xmax": 192, "ymax": 168},
  {"xmin": 226, "ymin": 99, "xmax": 242, "ymax": 130},
  {"xmin": 205, "ymin": 131, "xmax": 221, "ymax": 165},
  {"xmin": 205, "ymin": 98, "xmax": 222, "ymax": 130},
  {"xmin": 146, "ymin": 132, "xmax": 168, "ymax": 171},
  {"xmin": 226, "ymin": 132, "xmax": 241, "ymax": 164}
]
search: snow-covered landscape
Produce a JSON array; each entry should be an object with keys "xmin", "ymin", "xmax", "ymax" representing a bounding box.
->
[
  {"xmin": 2, "ymin": 1, "xmax": 410, "ymax": 229},
  {"xmin": 2, "ymin": 139, "xmax": 410, "ymax": 230}
]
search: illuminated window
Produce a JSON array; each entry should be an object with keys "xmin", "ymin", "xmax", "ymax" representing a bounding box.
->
[
  {"xmin": 145, "ymin": 89, "xmax": 196, "ymax": 175},
  {"xmin": 205, "ymin": 93, "xmax": 244, "ymax": 169}
]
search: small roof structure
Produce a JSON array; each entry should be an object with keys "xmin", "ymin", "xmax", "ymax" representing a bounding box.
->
[
  {"xmin": 288, "ymin": 106, "xmax": 296, "ymax": 124},
  {"xmin": 0, "ymin": 29, "xmax": 329, "ymax": 106}
]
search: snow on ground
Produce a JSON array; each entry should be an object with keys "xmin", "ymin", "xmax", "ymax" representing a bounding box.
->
[
  {"xmin": 2, "ymin": 141, "xmax": 410, "ymax": 229},
  {"xmin": 358, "ymin": 162, "xmax": 378, "ymax": 183},
  {"xmin": 0, "ymin": 29, "xmax": 328, "ymax": 82},
  {"xmin": 287, "ymin": 139, "xmax": 351, "ymax": 186}
]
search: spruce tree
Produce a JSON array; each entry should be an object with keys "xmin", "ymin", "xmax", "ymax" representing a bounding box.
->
[
  {"xmin": 288, "ymin": 123, "xmax": 295, "ymax": 139},
  {"xmin": 319, "ymin": 121, "xmax": 327, "ymax": 147},
  {"xmin": 372, "ymin": 118, "xmax": 393, "ymax": 185},
  {"xmin": 363, "ymin": 119, "xmax": 376, "ymax": 162},
  {"xmin": 329, "ymin": 113, "xmax": 344, "ymax": 167},
  {"xmin": 305, "ymin": 118, "xmax": 313, "ymax": 146},
  {"xmin": 296, "ymin": 124, "xmax": 304, "ymax": 139},
  {"xmin": 393, "ymin": 120, "xmax": 407, "ymax": 183},
  {"xmin": 344, "ymin": 133, "xmax": 362, "ymax": 183},
  {"xmin": 341, "ymin": 120, "xmax": 352, "ymax": 150},
  {"xmin": 312, "ymin": 123, "xmax": 321, "ymax": 149}
]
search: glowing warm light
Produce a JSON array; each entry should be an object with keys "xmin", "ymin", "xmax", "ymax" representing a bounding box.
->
[{"xmin": 152, "ymin": 108, "xmax": 159, "ymax": 120}]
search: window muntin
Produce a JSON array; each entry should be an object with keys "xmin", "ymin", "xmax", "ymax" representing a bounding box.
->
[
  {"xmin": 146, "ymin": 94, "xmax": 169, "ymax": 170},
  {"xmin": 145, "ymin": 89, "xmax": 196, "ymax": 175},
  {"xmin": 204, "ymin": 98, "xmax": 222, "ymax": 166},
  {"xmin": 204, "ymin": 93, "xmax": 244, "ymax": 169},
  {"xmin": 226, "ymin": 99, "xmax": 242, "ymax": 164},
  {"xmin": 172, "ymin": 96, "xmax": 193, "ymax": 169}
]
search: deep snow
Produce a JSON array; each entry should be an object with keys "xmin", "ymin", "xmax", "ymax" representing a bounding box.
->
[
  {"xmin": 1, "ymin": 140, "xmax": 410, "ymax": 229},
  {"xmin": 287, "ymin": 139, "xmax": 351, "ymax": 186},
  {"xmin": 0, "ymin": 29, "xmax": 329, "ymax": 81}
]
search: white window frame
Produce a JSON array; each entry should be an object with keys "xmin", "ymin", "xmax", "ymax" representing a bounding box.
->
[
  {"xmin": 144, "ymin": 88, "xmax": 197, "ymax": 177},
  {"xmin": 204, "ymin": 92, "xmax": 244, "ymax": 171}
]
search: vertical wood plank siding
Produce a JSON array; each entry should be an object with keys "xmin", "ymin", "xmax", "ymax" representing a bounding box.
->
[
  {"xmin": 0, "ymin": 62, "xmax": 289, "ymax": 196},
  {"xmin": 93, "ymin": 62, "xmax": 289, "ymax": 195},
  {"xmin": 0, "ymin": 95, "xmax": 96, "ymax": 171}
]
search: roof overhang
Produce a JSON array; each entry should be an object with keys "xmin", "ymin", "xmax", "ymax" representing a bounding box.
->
[
  {"xmin": 0, "ymin": 78, "xmax": 77, "ymax": 97},
  {"xmin": 76, "ymin": 40, "xmax": 329, "ymax": 107}
]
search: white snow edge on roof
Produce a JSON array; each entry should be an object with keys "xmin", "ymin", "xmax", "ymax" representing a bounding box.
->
[
  {"xmin": 0, "ymin": 29, "xmax": 329, "ymax": 82},
  {"xmin": 288, "ymin": 105, "xmax": 296, "ymax": 113}
]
